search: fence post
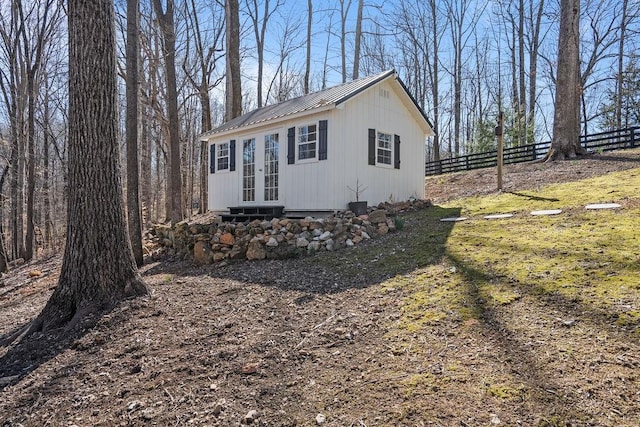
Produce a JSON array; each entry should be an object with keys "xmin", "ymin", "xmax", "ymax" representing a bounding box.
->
[
  {"xmin": 631, "ymin": 128, "xmax": 636, "ymax": 148},
  {"xmin": 495, "ymin": 112, "xmax": 504, "ymax": 191}
]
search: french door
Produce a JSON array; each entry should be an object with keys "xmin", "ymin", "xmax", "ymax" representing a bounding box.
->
[{"xmin": 242, "ymin": 132, "xmax": 279, "ymax": 203}]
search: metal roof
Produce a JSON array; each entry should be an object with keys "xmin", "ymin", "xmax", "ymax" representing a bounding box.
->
[{"xmin": 201, "ymin": 69, "xmax": 433, "ymax": 139}]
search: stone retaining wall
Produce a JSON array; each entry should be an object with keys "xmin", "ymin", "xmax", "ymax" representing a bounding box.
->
[{"xmin": 150, "ymin": 200, "xmax": 429, "ymax": 264}]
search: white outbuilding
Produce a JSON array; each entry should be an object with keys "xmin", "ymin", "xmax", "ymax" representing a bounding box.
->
[{"xmin": 200, "ymin": 69, "xmax": 434, "ymax": 220}]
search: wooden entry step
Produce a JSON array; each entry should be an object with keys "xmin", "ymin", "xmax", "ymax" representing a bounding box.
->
[{"xmin": 221, "ymin": 206, "xmax": 285, "ymax": 223}]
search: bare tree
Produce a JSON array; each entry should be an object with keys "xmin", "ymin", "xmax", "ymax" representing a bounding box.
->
[
  {"xmin": 527, "ymin": 0, "xmax": 546, "ymax": 142},
  {"xmin": 26, "ymin": 0, "xmax": 147, "ymax": 334},
  {"xmin": 126, "ymin": 0, "xmax": 143, "ymax": 266},
  {"xmin": 548, "ymin": 0, "xmax": 584, "ymax": 160},
  {"xmin": 264, "ymin": 14, "xmax": 305, "ymax": 103},
  {"xmin": 615, "ymin": 0, "xmax": 629, "ymax": 131},
  {"xmin": 183, "ymin": 0, "xmax": 224, "ymax": 213},
  {"xmin": 304, "ymin": 0, "xmax": 312, "ymax": 94},
  {"xmin": 225, "ymin": 0, "xmax": 242, "ymax": 120},
  {"xmin": 393, "ymin": 0, "xmax": 444, "ymax": 161},
  {"xmin": 0, "ymin": 0, "xmax": 26, "ymax": 261},
  {"xmin": 246, "ymin": 0, "xmax": 284, "ymax": 108},
  {"xmin": 152, "ymin": 0, "xmax": 183, "ymax": 223},
  {"xmin": 338, "ymin": 0, "xmax": 353, "ymax": 83},
  {"xmin": 352, "ymin": 0, "xmax": 363, "ymax": 80},
  {"xmin": 443, "ymin": 0, "xmax": 484, "ymax": 156},
  {"xmin": 0, "ymin": 161, "xmax": 7, "ymax": 272}
]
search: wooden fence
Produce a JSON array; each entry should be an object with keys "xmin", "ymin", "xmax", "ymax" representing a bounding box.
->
[{"xmin": 425, "ymin": 127, "xmax": 639, "ymax": 176}]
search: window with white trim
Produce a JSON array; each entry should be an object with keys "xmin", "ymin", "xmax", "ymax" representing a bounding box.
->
[
  {"xmin": 217, "ymin": 142, "xmax": 230, "ymax": 171},
  {"xmin": 377, "ymin": 132, "xmax": 392, "ymax": 165},
  {"xmin": 298, "ymin": 124, "xmax": 317, "ymax": 160}
]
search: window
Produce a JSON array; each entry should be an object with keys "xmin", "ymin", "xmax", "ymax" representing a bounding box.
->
[
  {"xmin": 264, "ymin": 134, "xmax": 279, "ymax": 201},
  {"xmin": 298, "ymin": 124, "xmax": 317, "ymax": 160},
  {"xmin": 217, "ymin": 142, "xmax": 229, "ymax": 171},
  {"xmin": 377, "ymin": 132, "xmax": 392, "ymax": 165},
  {"xmin": 243, "ymin": 138, "xmax": 255, "ymax": 202},
  {"xmin": 369, "ymin": 129, "xmax": 400, "ymax": 169}
]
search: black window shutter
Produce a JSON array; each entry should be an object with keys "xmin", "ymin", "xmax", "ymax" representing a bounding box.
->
[
  {"xmin": 210, "ymin": 144, "xmax": 216, "ymax": 173},
  {"xmin": 394, "ymin": 134, "xmax": 401, "ymax": 169},
  {"xmin": 319, "ymin": 120, "xmax": 328, "ymax": 160},
  {"xmin": 229, "ymin": 140, "xmax": 236, "ymax": 171},
  {"xmin": 287, "ymin": 127, "xmax": 295, "ymax": 164},
  {"xmin": 368, "ymin": 128, "xmax": 376, "ymax": 165}
]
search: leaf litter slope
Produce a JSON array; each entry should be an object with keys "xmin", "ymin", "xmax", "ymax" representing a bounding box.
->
[{"xmin": 0, "ymin": 149, "xmax": 639, "ymax": 426}]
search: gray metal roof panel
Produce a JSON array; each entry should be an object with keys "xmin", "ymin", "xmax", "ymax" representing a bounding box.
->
[
  {"xmin": 201, "ymin": 69, "xmax": 436, "ymax": 138},
  {"xmin": 202, "ymin": 69, "xmax": 396, "ymax": 138}
]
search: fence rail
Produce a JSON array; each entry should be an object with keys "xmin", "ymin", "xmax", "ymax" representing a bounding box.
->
[{"xmin": 425, "ymin": 127, "xmax": 639, "ymax": 176}]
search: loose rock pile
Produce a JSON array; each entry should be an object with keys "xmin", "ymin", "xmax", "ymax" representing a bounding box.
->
[{"xmin": 150, "ymin": 200, "xmax": 430, "ymax": 264}]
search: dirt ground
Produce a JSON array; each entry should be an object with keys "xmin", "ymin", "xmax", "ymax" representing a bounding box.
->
[{"xmin": 1, "ymin": 150, "xmax": 639, "ymax": 426}]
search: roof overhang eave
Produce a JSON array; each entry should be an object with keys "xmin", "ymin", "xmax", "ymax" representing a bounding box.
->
[{"xmin": 199, "ymin": 104, "xmax": 337, "ymax": 142}]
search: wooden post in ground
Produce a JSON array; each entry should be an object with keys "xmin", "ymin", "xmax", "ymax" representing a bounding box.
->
[{"xmin": 495, "ymin": 112, "xmax": 504, "ymax": 191}]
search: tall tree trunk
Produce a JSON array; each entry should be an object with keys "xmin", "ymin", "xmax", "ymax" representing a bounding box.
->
[
  {"xmin": 22, "ymin": 0, "xmax": 54, "ymax": 261},
  {"xmin": 126, "ymin": 0, "xmax": 143, "ymax": 266},
  {"xmin": 518, "ymin": 0, "xmax": 526, "ymax": 145},
  {"xmin": 9, "ymin": 126, "xmax": 23, "ymax": 261},
  {"xmin": 141, "ymin": 109, "xmax": 152, "ymax": 226},
  {"xmin": 510, "ymin": 21, "xmax": 519, "ymax": 146},
  {"xmin": 616, "ymin": 0, "xmax": 629, "ymax": 130},
  {"xmin": 430, "ymin": 0, "xmax": 440, "ymax": 163},
  {"xmin": 199, "ymin": 90, "xmax": 211, "ymax": 213},
  {"xmin": 24, "ymin": 73, "xmax": 37, "ymax": 261},
  {"xmin": 548, "ymin": 0, "xmax": 584, "ymax": 160},
  {"xmin": 43, "ymin": 95, "xmax": 52, "ymax": 248},
  {"xmin": 528, "ymin": 0, "xmax": 544, "ymax": 143},
  {"xmin": 249, "ymin": 0, "xmax": 272, "ymax": 108},
  {"xmin": 225, "ymin": 0, "xmax": 242, "ymax": 121},
  {"xmin": 152, "ymin": 0, "xmax": 183, "ymax": 223},
  {"xmin": 304, "ymin": 0, "xmax": 312, "ymax": 94},
  {"xmin": 352, "ymin": 0, "xmax": 363, "ymax": 80},
  {"xmin": 0, "ymin": 164, "xmax": 8, "ymax": 273},
  {"xmin": 339, "ymin": 0, "xmax": 351, "ymax": 84},
  {"xmin": 30, "ymin": 0, "xmax": 147, "ymax": 334}
]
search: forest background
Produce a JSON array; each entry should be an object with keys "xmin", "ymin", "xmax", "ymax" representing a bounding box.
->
[{"xmin": 0, "ymin": 0, "xmax": 638, "ymax": 265}]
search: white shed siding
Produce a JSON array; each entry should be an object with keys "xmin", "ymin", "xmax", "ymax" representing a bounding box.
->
[
  {"xmin": 207, "ymin": 144, "xmax": 240, "ymax": 212},
  {"xmin": 207, "ymin": 76, "xmax": 428, "ymax": 213},
  {"xmin": 280, "ymin": 112, "xmax": 335, "ymax": 211},
  {"xmin": 330, "ymin": 80, "xmax": 425, "ymax": 208}
]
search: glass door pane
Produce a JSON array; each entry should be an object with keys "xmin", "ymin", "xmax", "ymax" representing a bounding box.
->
[
  {"xmin": 264, "ymin": 133, "xmax": 279, "ymax": 201},
  {"xmin": 243, "ymin": 138, "xmax": 255, "ymax": 202}
]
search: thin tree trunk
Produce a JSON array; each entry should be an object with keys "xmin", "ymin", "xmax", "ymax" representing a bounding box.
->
[
  {"xmin": 352, "ymin": 0, "xmax": 363, "ymax": 80},
  {"xmin": 225, "ymin": 0, "xmax": 242, "ymax": 121},
  {"xmin": 152, "ymin": 0, "xmax": 183, "ymax": 223},
  {"xmin": 339, "ymin": 0, "xmax": 351, "ymax": 84},
  {"xmin": 304, "ymin": 0, "xmax": 312, "ymax": 94},
  {"xmin": 616, "ymin": 0, "xmax": 629, "ymax": 130},
  {"xmin": 141, "ymin": 109, "xmax": 152, "ymax": 226},
  {"xmin": 126, "ymin": 0, "xmax": 143, "ymax": 266},
  {"xmin": 430, "ymin": 0, "xmax": 440, "ymax": 163},
  {"xmin": 518, "ymin": 0, "xmax": 526, "ymax": 145},
  {"xmin": 528, "ymin": 0, "xmax": 544, "ymax": 143},
  {"xmin": 25, "ymin": 73, "xmax": 37, "ymax": 261},
  {"xmin": 0, "ymin": 164, "xmax": 8, "ymax": 273},
  {"xmin": 43, "ymin": 88, "xmax": 52, "ymax": 248}
]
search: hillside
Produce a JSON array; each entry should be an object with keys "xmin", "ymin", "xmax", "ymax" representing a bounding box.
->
[{"xmin": 1, "ymin": 149, "xmax": 639, "ymax": 426}]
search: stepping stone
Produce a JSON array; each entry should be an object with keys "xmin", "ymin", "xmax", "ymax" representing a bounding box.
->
[
  {"xmin": 440, "ymin": 217, "xmax": 468, "ymax": 222},
  {"xmin": 585, "ymin": 203, "xmax": 621, "ymax": 210},
  {"xmin": 530, "ymin": 209, "xmax": 562, "ymax": 216},
  {"xmin": 484, "ymin": 213, "xmax": 514, "ymax": 220}
]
